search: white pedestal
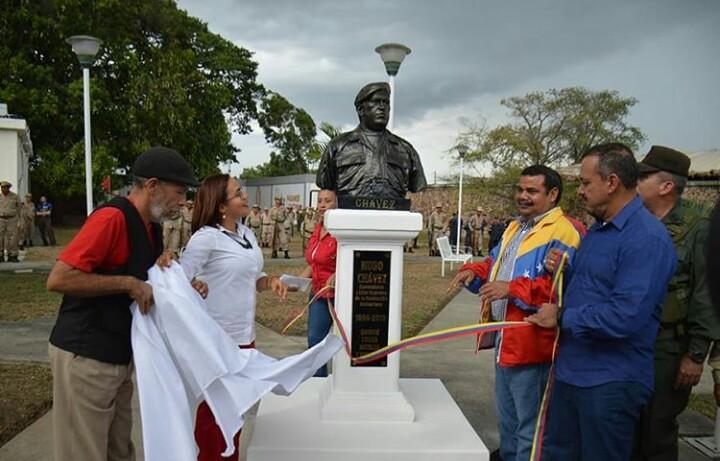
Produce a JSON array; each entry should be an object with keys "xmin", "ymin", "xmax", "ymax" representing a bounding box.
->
[
  {"xmin": 247, "ymin": 378, "xmax": 489, "ymax": 461},
  {"xmin": 247, "ymin": 209, "xmax": 487, "ymax": 459}
]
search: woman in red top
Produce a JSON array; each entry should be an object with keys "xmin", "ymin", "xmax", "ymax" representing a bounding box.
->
[{"xmin": 298, "ymin": 189, "xmax": 337, "ymax": 377}]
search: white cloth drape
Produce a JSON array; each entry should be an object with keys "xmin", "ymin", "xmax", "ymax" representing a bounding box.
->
[{"xmin": 131, "ymin": 263, "xmax": 342, "ymax": 461}]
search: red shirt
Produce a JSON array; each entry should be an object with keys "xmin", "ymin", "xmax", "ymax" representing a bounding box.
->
[
  {"xmin": 304, "ymin": 223, "xmax": 337, "ymax": 298},
  {"xmin": 59, "ymin": 206, "xmax": 156, "ymax": 273}
]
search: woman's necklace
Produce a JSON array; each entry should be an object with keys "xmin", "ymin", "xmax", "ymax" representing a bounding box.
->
[{"xmin": 220, "ymin": 225, "xmax": 253, "ymax": 249}]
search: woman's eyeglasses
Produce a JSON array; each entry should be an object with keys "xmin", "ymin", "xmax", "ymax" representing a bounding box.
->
[{"xmin": 224, "ymin": 187, "xmax": 247, "ymax": 202}]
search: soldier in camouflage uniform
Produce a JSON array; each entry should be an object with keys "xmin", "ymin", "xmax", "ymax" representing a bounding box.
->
[
  {"xmin": 162, "ymin": 201, "xmax": 192, "ymax": 256},
  {"xmin": 468, "ymin": 207, "xmax": 486, "ymax": 257},
  {"xmin": 261, "ymin": 207, "xmax": 272, "ymax": 248},
  {"xmin": 269, "ymin": 196, "xmax": 289, "ymax": 258},
  {"xmin": 427, "ymin": 203, "xmax": 447, "ymax": 256},
  {"xmin": 20, "ymin": 194, "xmax": 36, "ymax": 249},
  {"xmin": 0, "ymin": 181, "xmax": 22, "ymax": 262},
  {"xmin": 247, "ymin": 204, "xmax": 262, "ymax": 241},
  {"xmin": 633, "ymin": 146, "xmax": 720, "ymax": 461},
  {"xmin": 301, "ymin": 207, "xmax": 317, "ymax": 253}
]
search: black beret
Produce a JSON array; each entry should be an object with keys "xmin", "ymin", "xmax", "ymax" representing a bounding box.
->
[
  {"xmin": 132, "ymin": 146, "xmax": 199, "ymax": 187},
  {"xmin": 638, "ymin": 145, "xmax": 691, "ymax": 178},
  {"xmin": 354, "ymin": 82, "xmax": 391, "ymax": 108}
]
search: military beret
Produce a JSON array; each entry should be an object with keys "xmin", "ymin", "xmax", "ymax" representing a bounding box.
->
[
  {"xmin": 354, "ymin": 82, "xmax": 391, "ymax": 108},
  {"xmin": 0, "ymin": 181, "xmax": 10, "ymax": 188},
  {"xmin": 638, "ymin": 145, "xmax": 691, "ymax": 178},
  {"xmin": 132, "ymin": 146, "xmax": 199, "ymax": 187}
]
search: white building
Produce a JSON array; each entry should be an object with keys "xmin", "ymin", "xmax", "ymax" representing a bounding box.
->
[
  {"xmin": 0, "ymin": 106, "xmax": 33, "ymax": 198},
  {"xmin": 242, "ymin": 173, "xmax": 319, "ymax": 210}
]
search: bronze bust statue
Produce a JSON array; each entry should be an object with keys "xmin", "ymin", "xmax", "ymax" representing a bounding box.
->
[{"xmin": 316, "ymin": 82, "xmax": 427, "ymax": 205}]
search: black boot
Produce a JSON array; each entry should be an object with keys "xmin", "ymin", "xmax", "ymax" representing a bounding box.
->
[
  {"xmin": 272, "ymin": 250, "xmax": 278, "ymax": 258},
  {"xmin": 7, "ymin": 255, "xmax": 19, "ymax": 263},
  {"xmin": 284, "ymin": 250, "xmax": 290, "ymax": 259}
]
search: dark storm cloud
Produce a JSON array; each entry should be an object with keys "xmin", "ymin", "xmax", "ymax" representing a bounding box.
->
[{"xmin": 179, "ymin": 0, "xmax": 717, "ymax": 126}]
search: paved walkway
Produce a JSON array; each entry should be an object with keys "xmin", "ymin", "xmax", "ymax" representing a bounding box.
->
[{"xmin": 0, "ymin": 289, "xmax": 717, "ymax": 459}]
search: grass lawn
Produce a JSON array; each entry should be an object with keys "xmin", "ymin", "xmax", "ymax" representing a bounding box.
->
[
  {"xmin": 0, "ymin": 362, "xmax": 52, "ymax": 446},
  {"xmin": 0, "ymin": 272, "xmax": 60, "ymax": 321},
  {"xmin": 255, "ymin": 258, "xmax": 456, "ymax": 338},
  {"xmin": 22, "ymin": 226, "xmax": 78, "ymax": 262}
]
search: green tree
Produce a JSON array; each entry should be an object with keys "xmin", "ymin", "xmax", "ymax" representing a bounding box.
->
[
  {"xmin": 306, "ymin": 122, "xmax": 342, "ymax": 171},
  {"xmin": 0, "ymin": 0, "xmax": 264, "ymax": 198},
  {"xmin": 458, "ymin": 87, "xmax": 646, "ymax": 172},
  {"xmin": 243, "ymin": 92, "xmax": 318, "ymax": 177}
]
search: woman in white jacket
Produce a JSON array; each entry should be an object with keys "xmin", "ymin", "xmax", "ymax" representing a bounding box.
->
[{"xmin": 179, "ymin": 173, "xmax": 287, "ymax": 461}]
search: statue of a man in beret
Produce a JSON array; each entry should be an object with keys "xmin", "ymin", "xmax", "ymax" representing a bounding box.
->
[{"xmin": 316, "ymin": 82, "xmax": 427, "ymax": 202}]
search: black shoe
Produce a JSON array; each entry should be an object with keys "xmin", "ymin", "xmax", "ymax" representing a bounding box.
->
[
  {"xmin": 7, "ymin": 256, "xmax": 19, "ymax": 263},
  {"xmin": 284, "ymin": 251, "xmax": 290, "ymax": 259},
  {"xmin": 490, "ymin": 449, "xmax": 503, "ymax": 461},
  {"xmin": 272, "ymin": 250, "xmax": 278, "ymax": 258}
]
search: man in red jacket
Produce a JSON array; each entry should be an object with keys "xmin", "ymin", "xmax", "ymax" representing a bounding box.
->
[{"xmin": 449, "ymin": 165, "xmax": 581, "ymax": 461}]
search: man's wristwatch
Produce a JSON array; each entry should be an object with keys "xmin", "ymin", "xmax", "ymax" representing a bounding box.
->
[{"xmin": 688, "ymin": 349, "xmax": 706, "ymax": 364}]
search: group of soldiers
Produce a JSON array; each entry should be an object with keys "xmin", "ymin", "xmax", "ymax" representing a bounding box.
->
[
  {"xmin": 162, "ymin": 195, "xmax": 321, "ymax": 259},
  {"xmin": 427, "ymin": 204, "xmax": 489, "ymax": 257},
  {"xmin": 244, "ymin": 196, "xmax": 319, "ymax": 259},
  {"xmin": 0, "ymin": 181, "xmax": 49, "ymax": 262}
]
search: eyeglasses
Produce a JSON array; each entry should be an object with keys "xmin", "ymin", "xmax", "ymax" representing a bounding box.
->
[{"xmin": 224, "ymin": 186, "xmax": 247, "ymax": 202}]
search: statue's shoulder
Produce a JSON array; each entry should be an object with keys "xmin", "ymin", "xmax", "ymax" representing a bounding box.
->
[
  {"xmin": 387, "ymin": 131, "xmax": 417, "ymax": 153},
  {"xmin": 327, "ymin": 128, "xmax": 361, "ymax": 151}
]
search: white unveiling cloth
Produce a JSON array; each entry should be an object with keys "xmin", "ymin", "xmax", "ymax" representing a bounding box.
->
[{"xmin": 131, "ymin": 263, "xmax": 343, "ymax": 461}]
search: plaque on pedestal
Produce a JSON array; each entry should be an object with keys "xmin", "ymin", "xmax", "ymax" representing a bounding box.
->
[{"xmin": 351, "ymin": 250, "xmax": 391, "ymax": 367}]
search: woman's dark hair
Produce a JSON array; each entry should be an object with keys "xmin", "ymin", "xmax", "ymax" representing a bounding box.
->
[{"xmin": 191, "ymin": 174, "xmax": 230, "ymax": 233}]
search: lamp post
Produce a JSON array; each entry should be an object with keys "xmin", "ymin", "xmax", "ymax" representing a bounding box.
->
[
  {"xmin": 66, "ymin": 35, "xmax": 102, "ymax": 215},
  {"xmin": 456, "ymin": 144, "xmax": 468, "ymax": 255},
  {"xmin": 375, "ymin": 43, "xmax": 411, "ymax": 131}
]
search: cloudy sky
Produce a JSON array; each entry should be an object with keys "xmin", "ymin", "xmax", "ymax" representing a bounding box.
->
[{"xmin": 177, "ymin": 0, "xmax": 720, "ymax": 182}]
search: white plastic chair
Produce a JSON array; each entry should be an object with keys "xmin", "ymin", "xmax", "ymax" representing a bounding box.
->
[{"xmin": 437, "ymin": 236, "xmax": 472, "ymax": 277}]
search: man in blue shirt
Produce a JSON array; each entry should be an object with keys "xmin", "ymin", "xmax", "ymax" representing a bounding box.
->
[{"xmin": 527, "ymin": 143, "xmax": 677, "ymax": 460}]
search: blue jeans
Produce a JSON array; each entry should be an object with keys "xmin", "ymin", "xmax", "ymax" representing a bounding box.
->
[
  {"xmin": 542, "ymin": 380, "xmax": 652, "ymax": 461},
  {"xmin": 307, "ymin": 294, "xmax": 333, "ymax": 377},
  {"xmin": 495, "ymin": 361, "xmax": 551, "ymax": 461}
]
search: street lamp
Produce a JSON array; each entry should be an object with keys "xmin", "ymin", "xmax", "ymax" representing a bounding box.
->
[
  {"xmin": 66, "ymin": 35, "xmax": 102, "ymax": 215},
  {"xmin": 455, "ymin": 144, "xmax": 468, "ymax": 255},
  {"xmin": 375, "ymin": 43, "xmax": 411, "ymax": 131}
]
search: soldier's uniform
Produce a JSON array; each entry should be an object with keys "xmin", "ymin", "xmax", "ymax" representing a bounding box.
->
[
  {"xmin": 269, "ymin": 198, "xmax": 289, "ymax": 258},
  {"xmin": 301, "ymin": 208, "xmax": 317, "ymax": 254},
  {"xmin": 20, "ymin": 196, "xmax": 36, "ymax": 248},
  {"xmin": 247, "ymin": 205, "xmax": 263, "ymax": 241},
  {"xmin": 468, "ymin": 208, "xmax": 486, "ymax": 256},
  {"xmin": 0, "ymin": 182, "xmax": 22, "ymax": 262},
  {"xmin": 634, "ymin": 148, "xmax": 720, "ymax": 461},
  {"xmin": 162, "ymin": 204, "xmax": 192, "ymax": 256},
  {"xmin": 284, "ymin": 208, "xmax": 295, "ymax": 240},
  {"xmin": 261, "ymin": 209, "xmax": 273, "ymax": 248},
  {"xmin": 428, "ymin": 205, "xmax": 447, "ymax": 256}
]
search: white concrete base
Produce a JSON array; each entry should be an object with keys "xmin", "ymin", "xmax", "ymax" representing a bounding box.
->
[
  {"xmin": 247, "ymin": 377, "xmax": 488, "ymax": 461},
  {"xmin": 319, "ymin": 376, "xmax": 415, "ymax": 422}
]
